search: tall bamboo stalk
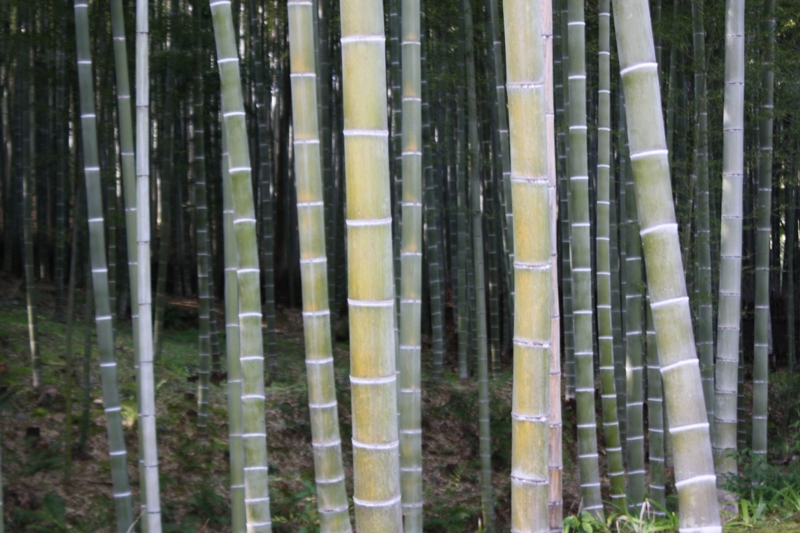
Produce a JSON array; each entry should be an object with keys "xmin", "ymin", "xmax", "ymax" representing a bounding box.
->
[
  {"xmin": 339, "ymin": 0, "xmax": 403, "ymax": 529},
  {"xmin": 210, "ymin": 1, "xmax": 273, "ymax": 529},
  {"xmin": 398, "ymin": 0, "xmax": 424, "ymax": 528},
  {"xmin": 136, "ymin": 0, "xmax": 163, "ymax": 530},
  {"xmin": 753, "ymin": 0, "xmax": 775, "ymax": 461},
  {"xmin": 645, "ymin": 298, "xmax": 666, "ymax": 512},
  {"xmin": 287, "ymin": 3, "xmax": 352, "ymax": 530},
  {"xmin": 73, "ymin": 3, "xmax": 134, "ymax": 530},
  {"xmin": 504, "ymin": 0, "xmax": 551, "ymax": 529},
  {"xmin": 612, "ymin": 0, "xmax": 722, "ymax": 529},
  {"xmin": 567, "ymin": 0, "xmax": 603, "ymax": 517},
  {"xmin": 713, "ymin": 0, "xmax": 745, "ymax": 479},
  {"xmin": 222, "ymin": 128, "xmax": 246, "ymax": 532},
  {"xmin": 596, "ymin": 0, "xmax": 625, "ymax": 503}
]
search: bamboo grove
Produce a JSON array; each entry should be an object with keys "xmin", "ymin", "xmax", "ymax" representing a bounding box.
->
[{"xmin": 0, "ymin": 0, "xmax": 799, "ymax": 531}]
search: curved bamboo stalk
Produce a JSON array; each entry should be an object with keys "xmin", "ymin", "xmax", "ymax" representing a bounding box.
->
[
  {"xmin": 73, "ymin": 3, "xmax": 135, "ymax": 531},
  {"xmin": 596, "ymin": 0, "xmax": 625, "ymax": 504},
  {"xmin": 398, "ymin": 0, "xmax": 424, "ymax": 527},
  {"xmin": 611, "ymin": 0, "xmax": 722, "ymax": 530},
  {"xmin": 503, "ymin": 0, "xmax": 551, "ymax": 530},
  {"xmin": 339, "ymin": 0, "xmax": 403, "ymax": 529},
  {"xmin": 136, "ymin": 0, "xmax": 163, "ymax": 530},
  {"xmin": 210, "ymin": 1, "xmax": 273, "ymax": 530},
  {"xmin": 753, "ymin": 0, "xmax": 775, "ymax": 462},
  {"xmin": 712, "ymin": 0, "xmax": 744, "ymax": 478},
  {"xmin": 287, "ymin": 3, "xmax": 352, "ymax": 531},
  {"xmin": 567, "ymin": 0, "xmax": 603, "ymax": 517}
]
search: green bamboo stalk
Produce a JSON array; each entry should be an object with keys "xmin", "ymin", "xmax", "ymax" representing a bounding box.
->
[
  {"xmin": 194, "ymin": 77, "xmax": 212, "ymax": 432},
  {"xmin": 617, "ymin": 90, "xmax": 629, "ymax": 452},
  {"xmin": 339, "ymin": 0, "xmax": 403, "ymax": 528},
  {"xmin": 287, "ymin": 3, "xmax": 352, "ymax": 531},
  {"xmin": 787, "ymin": 184, "xmax": 796, "ymax": 371},
  {"xmin": 73, "ymin": 3, "xmax": 134, "ymax": 530},
  {"xmin": 567, "ymin": 0, "xmax": 603, "ymax": 517},
  {"xmin": 210, "ymin": 1, "xmax": 273, "ymax": 529},
  {"xmin": 753, "ymin": 0, "xmax": 775, "ymax": 461},
  {"xmin": 222, "ymin": 128, "xmax": 246, "ymax": 532},
  {"xmin": 136, "ymin": 0, "xmax": 163, "ymax": 529},
  {"xmin": 712, "ymin": 0, "xmax": 744, "ymax": 479},
  {"xmin": 596, "ymin": 0, "xmax": 625, "ymax": 504},
  {"xmin": 463, "ymin": 0, "xmax": 494, "ymax": 528},
  {"xmin": 611, "ymin": 0, "xmax": 722, "ymax": 529},
  {"xmin": 389, "ymin": 0, "xmax": 402, "ymax": 335},
  {"xmin": 623, "ymin": 102, "xmax": 646, "ymax": 510},
  {"xmin": 691, "ymin": 0, "xmax": 714, "ymax": 421},
  {"xmin": 645, "ymin": 297, "xmax": 666, "ymax": 513},
  {"xmin": 397, "ymin": 0, "xmax": 424, "ymax": 527},
  {"xmin": 456, "ymin": 15, "xmax": 469, "ymax": 380},
  {"xmin": 504, "ymin": 0, "xmax": 551, "ymax": 529}
]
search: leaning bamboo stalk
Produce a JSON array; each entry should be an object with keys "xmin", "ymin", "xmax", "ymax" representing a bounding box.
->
[
  {"xmin": 611, "ymin": 0, "xmax": 722, "ymax": 530},
  {"xmin": 713, "ymin": 0, "xmax": 744, "ymax": 478},
  {"xmin": 73, "ymin": 3, "xmax": 134, "ymax": 530},
  {"xmin": 503, "ymin": 0, "xmax": 552, "ymax": 530},
  {"xmin": 135, "ymin": 0, "xmax": 163, "ymax": 530},
  {"xmin": 339, "ymin": 0, "xmax": 403, "ymax": 529},
  {"xmin": 210, "ymin": 1, "xmax": 273, "ymax": 530},
  {"xmin": 287, "ymin": 3, "xmax": 352, "ymax": 531}
]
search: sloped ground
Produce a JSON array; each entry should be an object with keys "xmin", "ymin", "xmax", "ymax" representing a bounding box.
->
[{"xmin": 2, "ymin": 272, "xmax": 797, "ymax": 531}]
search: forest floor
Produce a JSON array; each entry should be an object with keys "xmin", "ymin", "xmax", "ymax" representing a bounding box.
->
[{"xmin": 1, "ymin": 272, "xmax": 799, "ymax": 532}]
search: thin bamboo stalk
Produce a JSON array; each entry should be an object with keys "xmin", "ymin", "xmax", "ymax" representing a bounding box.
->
[{"xmin": 645, "ymin": 298, "xmax": 666, "ymax": 512}]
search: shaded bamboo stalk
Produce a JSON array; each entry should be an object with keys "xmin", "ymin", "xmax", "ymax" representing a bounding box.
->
[
  {"xmin": 210, "ymin": 0, "xmax": 273, "ymax": 529},
  {"xmin": 645, "ymin": 298, "xmax": 666, "ymax": 512}
]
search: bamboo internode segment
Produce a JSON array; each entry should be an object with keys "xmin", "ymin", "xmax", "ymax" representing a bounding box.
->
[
  {"xmin": 713, "ymin": 0, "xmax": 745, "ymax": 478},
  {"xmin": 73, "ymin": 3, "xmax": 134, "ymax": 531},
  {"xmin": 210, "ymin": 1, "xmax": 272, "ymax": 531},
  {"xmin": 504, "ymin": 1, "xmax": 551, "ymax": 531},
  {"xmin": 613, "ymin": 0, "xmax": 722, "ymax": 530},
  {"xmin": 340, "ymin": 0, "xmax": 403, "ymax": 530},
  {"xmin": 287, "ymin": 2, "xmax": 352, "ymax": 531}
]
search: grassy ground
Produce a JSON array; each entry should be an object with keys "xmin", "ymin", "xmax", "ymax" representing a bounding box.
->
[{"xmin": 1, "ymin": 273, "xmax": 799, "ymax": 532}]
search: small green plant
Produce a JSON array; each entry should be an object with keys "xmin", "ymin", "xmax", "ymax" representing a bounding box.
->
[
  {"xmin": 9, "ymin": 492, "xmax": 68, "ymax": 532},
  {"xmin": 563, "ymin": 511, "xmax": 607, "ymax": 533}
]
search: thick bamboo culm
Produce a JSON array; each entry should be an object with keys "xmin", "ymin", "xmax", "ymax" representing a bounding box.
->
[
  {"xmin": 286, "ymin": 2, "xmax": 352, "ymax": 531},
  {"xmin": 210, "ymin": 1, "xmax": 273, "ymax": 530},
  {"xmin": 339, "ymin": 0, "xmax": 403, "ymax": 529},
  {"xmin": 503, "ymin": 0, "xmax": 552, "ymax": 530},
  {"xmin": 611, "ymin": 0, "xmax": 722, "ymax": 530},
  {"xmin": 73, "ymin": 2, "xmax": 134, "ymax": 531}
]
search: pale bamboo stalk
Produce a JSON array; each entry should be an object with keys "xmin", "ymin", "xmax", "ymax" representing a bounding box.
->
[
  {"xmin": 712, "ymin": 0, "xmax": 745, "ymax": 479},
  {"xmin": 73, "ymin": 3, "xmax": 135, "ymax": 530},
  {"xmin": 753, "ymin": 0, "xmax": 775, "ymax": 462},
  {"xmin": 339, "ymin": 0, "xmax": 403, "ymax": 529},
  {"xmin": 504, "ymin": 0, "xmax": 551, "ymax": 530},
  {"xmin": 541, "ymin": 0, "xmax": 563, "ymax": 529},
  {"xmin": 287, "ymin": 3, "xmax": 352, "ymax": 531},
  {"xmin": 210, "ymin": 1, "xmax": 272, "ymax": 530},
  {"xmin": 567, "ymin": 0, "xmax": 603, "ymax": 517},
  {"xmin": 612, "ymin": 0, "xmax": 722, "ymax": 530},
  {"xmin": 397, "ymin": 0, "xmax": 424, "ymax": 527},
  {"xmin": 136, "ymin": 0, "xmax": 163, "ymax": 530},
  {"xmin": 222, "ymin": 127, "xmax": 246, "ymax": 533},
  {"xmin": 596, "ymin": 0, "xmax": 625, "ymax": 504}
]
